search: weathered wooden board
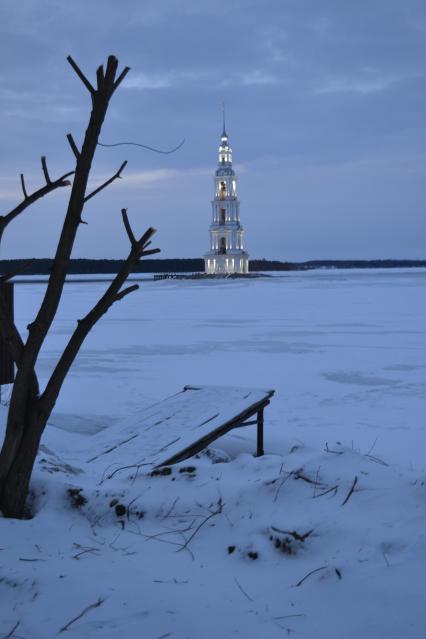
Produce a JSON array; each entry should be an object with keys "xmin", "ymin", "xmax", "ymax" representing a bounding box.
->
[
  {"xmin": 0, "ymin": 282, "xmax": 15, "ymax": 385},
  {"xmin": 86, "ymin": 385, "xmax": 274, "ymax": 476}
]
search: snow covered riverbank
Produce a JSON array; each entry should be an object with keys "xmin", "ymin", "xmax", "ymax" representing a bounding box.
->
[{"xmin": 1, "ymin": 269, "xmax": 426, "ymax": 638}]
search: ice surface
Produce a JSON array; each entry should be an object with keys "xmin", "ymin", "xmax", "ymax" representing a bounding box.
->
[
  {"xmin": 1, "ymin": 268, "xmax": 426, "ymax": 638},
  {"xmin": 9, "ymin": 267, "xmax": 426, "ymax": 467}
]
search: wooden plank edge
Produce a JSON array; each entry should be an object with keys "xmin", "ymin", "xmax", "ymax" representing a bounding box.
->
[{"xmin": 156, "ymin": 396, "xmax": 274, "ymax": 468}]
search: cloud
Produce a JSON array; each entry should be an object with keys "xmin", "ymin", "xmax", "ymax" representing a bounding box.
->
[
  {"xmin": 313, "ymin": 69, "xmax": 426, "ymax": 96},
  {"xmin": 124, "ymin": 68, "xmax": 281, "ymax": 91},
  {"xmin": 123, "ymin": 70, "xmax": 205, "ymax": 90},
  {"xmin": 123, "ymin": 168, "xmax": 181, "ymax": 185},
  {"xmin": 239, "ymin": 70, "xmax": 280, "ymax": 86},
  {"xmin": 123, "ymin": 73, "xmax": 173, "ymax": 90},
  {"xmin": 94, "ymin": 167, "xmax": 211, "ymax": 189},
  {"xmin": 0, "ymin": 188, "xmax": 21, "ymax": 202},
  {"xmin": 0, "ymin": 167, "xmax": 213, "ymax": 204},
  {"xmin": 0, "ymin": 0, "xmax": 425, "ymax": 260},
  {"xmin": 314, "ymin": 74, "xmax": 398, "ymax": 95}
]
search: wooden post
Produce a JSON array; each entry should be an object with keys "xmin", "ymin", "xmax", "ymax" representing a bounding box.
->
[
  {"xmin": 256, "ymin": 407, "xmax": 264, "ymax": 456},
  {"xmin": 0, "ymin": 281, "xmax": 15, "ymax": 386}
]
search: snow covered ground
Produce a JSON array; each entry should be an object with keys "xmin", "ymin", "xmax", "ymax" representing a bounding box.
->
[{"xmin": 1, "ymin": 268, "xmax": 426, "ymax": 638}]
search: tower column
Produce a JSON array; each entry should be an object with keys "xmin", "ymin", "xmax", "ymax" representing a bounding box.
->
[{"xmin": 204, "ymin": 120, "xmax": 249, "ymax": 276}]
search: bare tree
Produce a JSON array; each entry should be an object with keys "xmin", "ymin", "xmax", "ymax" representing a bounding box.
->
[{"xmin": 0, "ymin": 55, "xmax": 159, "ymax": 518}]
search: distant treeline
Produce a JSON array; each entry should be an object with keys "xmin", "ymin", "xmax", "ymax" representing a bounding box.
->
[
  {"xmin": 0, "ymin": 258, "xmax": 205, "ymax": 275},
  {"xmin": 0, "ymin": 258, "xmax": 425, "ymax": 276},
  {"xmin": 291, "ymin": 259, "xmax": 426, "ymax": 270}
]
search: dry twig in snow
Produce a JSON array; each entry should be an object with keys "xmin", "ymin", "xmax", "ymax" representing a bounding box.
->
[
  {"xmin": 4, "ymin": 621, "xmax": 20, "ymax": 638},
  {"xmin": 58, "ymin": 597, "xmax": 105, "ymax": 633},
  {"xmin": 294, "ymin": 566, "xmax": 328, "ymax": 587},
  {"xmin": 273, "ymin": 470, "xmax": 293, "ymax": 503},
  {"xmin": 341, "ymin": 475, "xmax": 358, "ymax": 506},
  {"xmin": 177, "ymin": 498, "xmax": 223, "ymax": 552},
  {"xmin": 313, "ymin": 485, "xmax": 339, "ymax": 499},
  {"xmin": 233, "ymin": 576, "xmax": 254, "ymax": 602},
  {"xmin": 271, "ymin": 527, "xmax": 313, "ymax": 542},
  {"xmin": 162, "ymin": 497, "xmax": 180, "ymax": 520}
]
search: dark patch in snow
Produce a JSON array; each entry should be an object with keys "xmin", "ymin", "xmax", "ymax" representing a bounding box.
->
[
  {"xmin": 151, "ymin": 467, "xmax": 173, "ymax": 477},
  {"xmin": 67, "ymin": 487, "xmax": 87, "ymax": 508},
  {"xmin": 179, "ymin": 466, "xmax": 197, "ymax": 474},
  {"xmin": 115, "ymin": 503, "xmax": 127, "ymax": 517}
]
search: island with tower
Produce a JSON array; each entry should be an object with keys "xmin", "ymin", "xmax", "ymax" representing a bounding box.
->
[{"xmin": 204, "ymin": 118, "xmax": 249, "ymax": 275}]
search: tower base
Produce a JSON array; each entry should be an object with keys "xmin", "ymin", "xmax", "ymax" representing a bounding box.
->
[{"xmin": 204, "ymin": 252, "xmax": 249, "ymax": 275}]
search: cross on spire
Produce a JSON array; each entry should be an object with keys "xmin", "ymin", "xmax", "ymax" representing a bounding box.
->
[{"xmin": 222, "ymin": 102, "xmax": 227, "ymax": 138}]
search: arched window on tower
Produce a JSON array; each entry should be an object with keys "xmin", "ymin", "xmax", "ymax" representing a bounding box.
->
[
  {"xmin": 219, "ymin": 181, "xmax": 227, "ymax": 199},
  {"xmin": 220, "ymin": 237, "xmax": 226, "ymax": 254},
  {"xmin": 220, "ymin": 208, "xmax": 226, "ymax": 225}
]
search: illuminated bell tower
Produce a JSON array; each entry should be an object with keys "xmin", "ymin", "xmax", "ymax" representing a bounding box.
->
[{"xmin": 204, "ymin": 116, "xmax": 249, "ymax": 275}]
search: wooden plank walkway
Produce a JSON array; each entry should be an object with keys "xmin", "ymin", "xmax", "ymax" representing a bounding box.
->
[{"xmin": 86, "ymin": 385, "xmax": 275, "ymax": 477}]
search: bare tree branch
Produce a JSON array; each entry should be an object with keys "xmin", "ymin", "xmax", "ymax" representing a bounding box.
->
[
  {"xmin": 41, "ymin": 156, "xmax": 51, "ymax": 184},
  {"xmin": 39, "ymin": 215, "xmax": 159, "ymax": 414},
  {"xmin": 0, "ymin": 170, "xmax": 74, "ymax": 244},
  {"xmin": 136, "ymin": 226, "xmax": 157, "ymax": 254},
  {"xmin": 115, "ymin": 284, "xmax": 139, "ymax": 301},
  {"xmin": 96, "ymin": 65, "xmax": 105, "ymax": 92},
  {"xmin": 104, "ymin": 56, "xmax": 119, "ymax": 88},
  {"xmin": 121, "ymin": 208, "xmax": 136, "ymax": 245},
  {"xmin": 21, "ymin": 54, "xmax": 130, "ymax": 402},
  {"xmin": 84, "ymin": 161, "xmax": 127, "ymax": 202},
  {"xmin": 140, "ymin": 248, "xmax": 160, "ymax": 257},
  {"xmin": 0, "ymin": 260, "xmax": 35, "ymax": 283},
  {"xmin": 67, "ymin": 55, "xmax": 95, "ymax": 94},
  {"xmin": 121, "ymin": 210, "xmax": 157, "ymax": 256},
  {"xmin": 20, "ymin": 174, "xmax": 28, "ymax": 199},
  {"xmin": 0, "ymin": 55, "xmax": 159, "ymax": 520},
  {"xmin": 114, "ymin": 66, "xmax": 131, "ymax": 89},
  {"xmin": 66, "ymin": 134, "xmax": 80, "ymax": 159}
]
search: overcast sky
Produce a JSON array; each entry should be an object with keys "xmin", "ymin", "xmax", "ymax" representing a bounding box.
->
[{"xmin": 1, "ymin": 0, "xmax": 425, "ymax": 261}]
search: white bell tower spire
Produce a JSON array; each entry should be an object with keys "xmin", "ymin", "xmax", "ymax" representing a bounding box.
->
[{"xmin": 204, "ymin": 113, "xmax": 249, "ymax": 275}]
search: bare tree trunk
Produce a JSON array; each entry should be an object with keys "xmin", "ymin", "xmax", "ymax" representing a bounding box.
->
[
  {"xmin": 0, "ymin": 56, "xmax": 159, "ymax": 518},
  {"xmin": 0, "ymin": 405, "xmax": 44, "ymax": 517}
]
